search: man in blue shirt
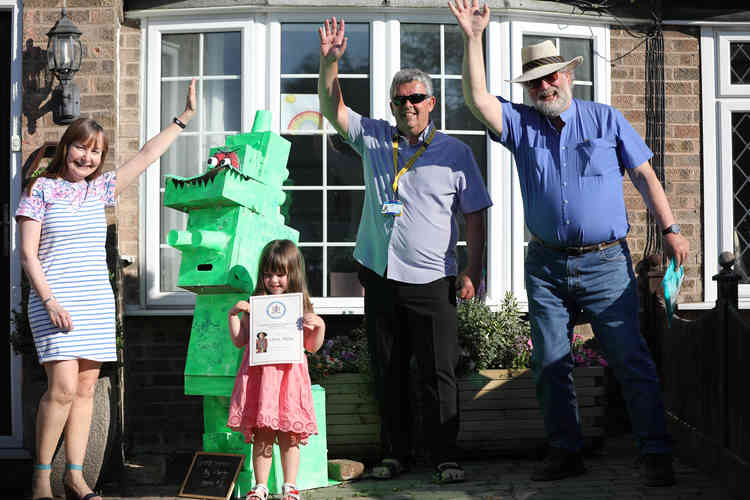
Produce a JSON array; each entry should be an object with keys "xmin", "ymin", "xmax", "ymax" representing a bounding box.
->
[
  {"xmin": 451, "ymin": 0, "xmax": 689, "ymax": 487},
  {"xmin": 317, "ymin": 17, "xmax": 492, "ymax": 483}
]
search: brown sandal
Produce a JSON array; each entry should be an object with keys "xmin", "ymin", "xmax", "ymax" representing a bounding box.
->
[
  {"xmin": 372, "ymin": 458, "xmax": 405, "ymax": 479},
  {"xmin": 434, "ymin": 461, "xmax": 465, "ymax": 483}
]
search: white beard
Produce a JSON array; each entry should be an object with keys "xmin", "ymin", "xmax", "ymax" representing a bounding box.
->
[{"xmin": 534, "ymin": 83, "xmax": 572, "ymax": 117}]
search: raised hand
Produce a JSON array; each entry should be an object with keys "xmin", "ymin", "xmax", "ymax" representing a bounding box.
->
[
  {"xmin": 448, "ymin": 0, "xmax": 490, "ymax": 40},
  {"xmin": 319, "ymin": 17, "xmax": 347, "ymax": 63},
  {"xmin": 183, "ymin": 78, "xmax": 197, "ymax": 117}
]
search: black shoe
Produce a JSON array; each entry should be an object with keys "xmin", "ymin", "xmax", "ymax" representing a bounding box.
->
[
  {"xmin": 530, "ymin": 447, "xmax": 586, "ymax": 481},
  {"xmin": 642, "ymin": 453, "xmax": 675, "ymax": 487}
]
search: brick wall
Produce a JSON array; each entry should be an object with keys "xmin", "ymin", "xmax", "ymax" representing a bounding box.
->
[
  {"xmin": 116, "ymin": 15, "xmax": 142, "ymax": 305},
  {"xmin": 610, "ymin": 27, "xmax": 702, "ymax": 303},
  {"xmin": 122, "ymin": 316, "xmax": 203, "ymax": 468},
  {"xmin": 21, "ymin": 0, "xmax": 121, "ymax": 177}
]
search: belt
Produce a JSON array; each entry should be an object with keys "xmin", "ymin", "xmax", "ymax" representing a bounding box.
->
[{"xmin": 530, "ymin": 235, "xmax": 625, "ymax": 256}]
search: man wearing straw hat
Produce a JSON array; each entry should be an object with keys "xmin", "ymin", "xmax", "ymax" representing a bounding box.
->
[{"xmin": 450, "ymin": 0, "xmax": 689, "ymax": 487}]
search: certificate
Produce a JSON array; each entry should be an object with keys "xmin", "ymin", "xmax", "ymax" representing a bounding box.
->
[{"xmin": 248, "ymin": 293, "xmax": 304, "ymax": 366}]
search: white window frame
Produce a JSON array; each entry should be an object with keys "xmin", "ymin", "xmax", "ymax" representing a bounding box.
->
[
  {"xmin": 5, "ymin": 0, "xmax": 27, "ymax": 454},
  {"xmin": 140, "ymin": 16, "xmax": 257, "ymax": 309},
  {"xmin": 136, "ymin": 10, "xmax": 610, "ymax": 314},
  {"xmin": 701, "ymin": 28, "xmax": 750, "ymax": 308}
]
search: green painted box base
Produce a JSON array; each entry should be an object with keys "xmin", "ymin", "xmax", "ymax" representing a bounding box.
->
[{"xmin": 202, "ymin": 385, "xmax": 330, "ymax": 495}]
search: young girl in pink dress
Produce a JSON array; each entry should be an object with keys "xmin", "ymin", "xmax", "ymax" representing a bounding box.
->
[{"xmin": 226, "ymin": 239, "xmax": 325, "ymax": 500}]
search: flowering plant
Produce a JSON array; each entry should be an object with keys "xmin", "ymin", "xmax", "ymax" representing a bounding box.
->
[
  {"xmin": 307, "ymin": 293, "xmax": 607, "ymax": 380},
  {"xmin": 571, "ymin": 333, "xmax": 608, "ymax": 368},
  {"xmin": 306, "ymin": 322, "xmax": 369, "ymax": 381}
]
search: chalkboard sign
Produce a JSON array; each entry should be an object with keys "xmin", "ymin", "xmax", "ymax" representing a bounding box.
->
[{"xmin": 178, "ymin": 452, "xmax": 245, "ymax": 500}]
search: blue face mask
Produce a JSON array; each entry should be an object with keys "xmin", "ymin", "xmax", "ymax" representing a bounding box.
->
[{"xmin": 662, "ymin": 257, "xmax": 685, "ymax": 328}]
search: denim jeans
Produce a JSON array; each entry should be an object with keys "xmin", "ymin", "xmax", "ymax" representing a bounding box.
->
[{"xmin": 525, "ymin": 239, "xmax": 671, "ymax": 455}]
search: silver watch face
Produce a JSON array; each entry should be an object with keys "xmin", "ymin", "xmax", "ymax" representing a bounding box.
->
[{"xmin": 666, "ymin": 224, "xmax": 680, "ymax": 235}]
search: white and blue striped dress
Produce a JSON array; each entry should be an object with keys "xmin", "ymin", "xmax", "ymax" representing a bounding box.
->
[{"xmin": 15, "ymin": 172, "xmax": 118, "ymax": 363}]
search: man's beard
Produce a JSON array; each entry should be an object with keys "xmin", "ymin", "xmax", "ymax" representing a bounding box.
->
[{"xmin": 533, "ymin": 83, "xmax": 572, "ymax": 117}]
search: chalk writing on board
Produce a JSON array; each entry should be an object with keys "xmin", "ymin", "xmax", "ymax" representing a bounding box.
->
[{"xmin": 179, "ymin": 452, "xmax": 244, "ymax": 500}]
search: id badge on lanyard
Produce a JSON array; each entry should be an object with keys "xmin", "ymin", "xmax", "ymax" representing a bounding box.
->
[{"xmin": 384, "ymin": 127, "xmax": 435, "ymax": 217}]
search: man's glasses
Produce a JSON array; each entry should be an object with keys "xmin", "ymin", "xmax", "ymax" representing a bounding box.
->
[
  {"xmin": 392, "ymin": 93, "xmax": 430, "ymax": 106},
  {"xmin": 523, "ymin": 71, "xmax": 562, "ymax": 89}
]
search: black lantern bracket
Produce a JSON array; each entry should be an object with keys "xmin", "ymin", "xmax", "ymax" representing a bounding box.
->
[{"xmin": 46, "ymin": 8, "xmax": 83, "ymax": 125}]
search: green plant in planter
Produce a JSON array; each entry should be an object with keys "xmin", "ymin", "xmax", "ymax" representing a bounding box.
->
[{"xmin": 456, "ymin": 292, "xmax": 531, "ymax": 375}]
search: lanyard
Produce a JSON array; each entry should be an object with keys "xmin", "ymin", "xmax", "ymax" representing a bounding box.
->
[{"xmin": 391, "ymin": 127, "xmax": 436, "ymax": 194}]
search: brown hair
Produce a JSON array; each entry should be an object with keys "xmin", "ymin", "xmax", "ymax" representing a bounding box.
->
[
  {"xmin": 252, "ymin": 239, "xmax": 314, "ymax": 312},
  {"xmin": 26, "ymin": 117, "xmax": 109, "ymax": 195}
]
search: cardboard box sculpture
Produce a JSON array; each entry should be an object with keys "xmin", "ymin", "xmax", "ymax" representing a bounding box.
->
[{"xmin": 164, "ymin": 110, "xmax": 329, "ymax": 495}]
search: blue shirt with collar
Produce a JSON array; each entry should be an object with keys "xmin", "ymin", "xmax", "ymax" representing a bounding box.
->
[
  {"xmin": 491, "ymin": 97, "xmax": 652, "ymax": 246},
  {"xmin": 346, "ymin": 108, "xmax": 492, "ymax": 283}
]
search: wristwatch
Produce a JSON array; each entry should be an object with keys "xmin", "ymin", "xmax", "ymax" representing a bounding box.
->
[{"xmin": 662, "ymin": 224, "xmax": 680, "ymax": 236}]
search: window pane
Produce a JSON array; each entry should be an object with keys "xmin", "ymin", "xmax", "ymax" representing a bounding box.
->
[
  {"xmin": 161, "ymin": 34, "xmax": 199, "ymax": 77},
  {"xmin": 401, "ymin": 24, "xmax": 440, "ymax": 74},
  {"xmin": 160, "ymin": 193, "xmax": 188, "ymax": 244},
  {"xmin": 327, "ymin": 190, "xmax": 364, "ymax": 242},
  {"xmin": 281, "ymin": 24, "xmax": 322, "ymax": 74},
  {"xmin": 204, "ymin": 32, "xmax": 241, "ymax": 76},
  {"xmin": 445, "ymin": 25, "xmax": 465, "ymax": 75},
  {"xmin": 161, "ymin": 80, "xmax": 200, "ymax": 131},
  {"xmin": 160, "ymin": 135, "xmax": 201, "ymax": 182},
  {"xmin": 328, "ymin": 247, "xmax": 363, "ymax": 297},
  {"xmin": 431, "ymin": 81, "xmax": 442, "ymax": 130},
  {"xmin": 286, "ymin": 190, "xmax": 323, "ymax": 241},
  {"xmin": 343, "ymin": 79, "xmax": 371, "ymax": 119},
  {"xmin": 445, "ymin": 79, "xmax": 482, "ymax": 130},
  {"xmin": 300, "ymin": 247, "xmax": 323, "ymax": 297},
  {"xmin": 282, "ymin": 23, "xmax": 369, "ymax": 74},
  {"xmin": 458, "ymin": 134, "xmax": 487, "ymax": 183},
  {"xmin": 731, "ymin": 42, "xmax": 750, "ymax": 85},
  {"xmin": 283, "ymin": 134, "xmax": 323, "ymax": 186},
  {"xmin": 203, "ymin": 79, "xmax": 241, "ymax": 132},
  {"xmin": 280, "ymin": 78, "xmax": 317, "ymax": 94},
  {"xmin": 160, "ymin": 246, "xmax": 183, "ymax": 292},
  {"xmin": 573, "ymin": 84, "xmax": 593, "ymax": 101},
  {"xmin": 327, "ymin": 134, "xmax": 363, "ymax": 186},
  {"xmin": 732, "ymin": 111, "xmax": 750, "ymax": 283},
  {"xmin": 560, "ymin": 38, "xmax": 592, "ymax": 82}
]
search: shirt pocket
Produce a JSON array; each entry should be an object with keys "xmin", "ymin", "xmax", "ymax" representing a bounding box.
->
[{"xmin": 576, "ymin": 137, "xmax": 619, "ymax": 177}]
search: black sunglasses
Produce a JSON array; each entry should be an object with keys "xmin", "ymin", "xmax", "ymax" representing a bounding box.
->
[{"xmin": 392, "ymin": 93, "xmax": 430, "ymax": 106}]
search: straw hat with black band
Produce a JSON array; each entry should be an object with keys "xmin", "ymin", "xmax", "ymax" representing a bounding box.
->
[{"xmin": 510, "ymin": 40, "xmax": 583, "ymax": 83}]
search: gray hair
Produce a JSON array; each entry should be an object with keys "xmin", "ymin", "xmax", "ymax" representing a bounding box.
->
[{"xmin": 390, "ymin": 68, "xmax": 433, "ymax": 99}]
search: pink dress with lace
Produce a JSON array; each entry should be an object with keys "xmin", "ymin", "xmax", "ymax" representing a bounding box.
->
[{"xmin": 227, "ymin": 346, "xmax": 318, "ymax": 445}]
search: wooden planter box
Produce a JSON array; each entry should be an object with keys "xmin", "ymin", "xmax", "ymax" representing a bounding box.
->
[
  {"xmin": 317, "ymin": 374, "xmax": 381, "ymax": 459},
  {"xmin": 457, "ymin": 366, "xmax": 606, "ymax": 454},
  {"xmin": 318, "ymin": 367, "xmax": 606, "ymax": 460}
]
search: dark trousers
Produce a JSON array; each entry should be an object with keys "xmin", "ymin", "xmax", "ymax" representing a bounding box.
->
[{"xmin": 358, "ymin": 265, "xmax": 459, "ymax": 465}]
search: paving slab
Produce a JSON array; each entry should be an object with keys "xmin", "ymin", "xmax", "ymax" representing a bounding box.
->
[{"xmin": 96, "ymin": 435, "xmax": 725, "ymax": 500}]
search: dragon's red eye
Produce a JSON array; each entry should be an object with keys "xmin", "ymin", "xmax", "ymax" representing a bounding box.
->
[{"xmin": 220, "ymin": 158, "xmax": 233, "ymax": 167}]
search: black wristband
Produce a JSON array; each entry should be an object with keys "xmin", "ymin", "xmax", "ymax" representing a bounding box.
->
[{"xmin": 173, "ymin": 117, "xmax": 186, "ymax": 129}]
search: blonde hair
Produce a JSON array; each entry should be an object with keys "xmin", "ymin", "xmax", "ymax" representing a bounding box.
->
[
  {"xmin": 26, "ymin": 117, "xmax": 108, "ymax": 195},
  {"xmin": 252, "ymin": 239, "xmax": 314, "ymax": 312}
]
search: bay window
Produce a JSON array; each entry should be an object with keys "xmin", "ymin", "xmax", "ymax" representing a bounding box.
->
[{"xmin": 138, "ymin": 11, "xmax": 610, "ymax": 313}]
